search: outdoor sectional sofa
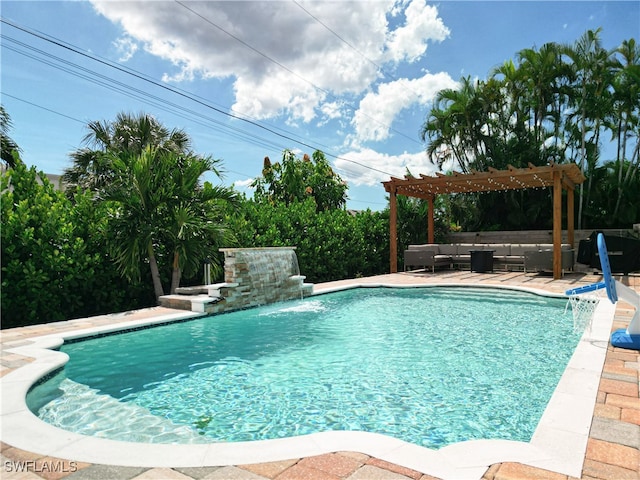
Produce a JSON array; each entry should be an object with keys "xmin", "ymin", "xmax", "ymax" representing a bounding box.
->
[{"xmin": 404, "ymin": 243, "xmax": 575, "ymax": 274}]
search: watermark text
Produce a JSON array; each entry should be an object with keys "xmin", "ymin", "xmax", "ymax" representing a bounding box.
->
[{"xmin": 4, "ymin": 459, "xmax": 78, "ymax": 473}]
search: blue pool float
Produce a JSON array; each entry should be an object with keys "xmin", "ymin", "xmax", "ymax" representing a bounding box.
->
[{"xmin": 566, "ymin": 233, "xmax": 640, "ymax": 350}]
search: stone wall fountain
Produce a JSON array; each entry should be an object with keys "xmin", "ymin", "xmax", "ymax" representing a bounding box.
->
[{"xmin": 159, "ymin": 247, "xmax": 313, "ymax": 314}]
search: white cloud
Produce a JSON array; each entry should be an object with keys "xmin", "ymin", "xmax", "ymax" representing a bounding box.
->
[
  {"xmin": 90, "ymin": 0, "xmax": 458, "ymax": 188},
  {"xmin": 384, "ymin": 0, "xmax": 450, "ymax": 63},
  {"xmin": 318, "ymin": 101, "xmax": 343, "ymax": 126},
  {"xmin": 351, "ymin": 72, "xmax": 458, "ymax": 143},
  {"xmin": 91, "ymin": 1, "xmax": 386, "ymax": 121},
  {"xmin": 232, "ymin": 71, "xmax": 324, "ymax": 122},
  {"xmin": 113, "ymin": 35, "xmax": 138, "ymax": 62},
  {"xmin": 233, "ymin": 178, "xmax": 255, "ymax": 189},
  {"xmin": 90, "ymin": 0, "xmax": 451, "ymax": 126},
  {"xmin": 334, "ymin": 148, "xmax": 450, "ymax": 186}
]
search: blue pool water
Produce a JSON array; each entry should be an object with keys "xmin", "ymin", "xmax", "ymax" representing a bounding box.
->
[{"xmin": 28, "ymin": 287, "xmax": 578, "ymax": 448}]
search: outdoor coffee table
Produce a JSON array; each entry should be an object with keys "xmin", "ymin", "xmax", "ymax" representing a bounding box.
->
[{"xmin": 470, "ymin": 250, "xmax": 495, "ymax": 273}]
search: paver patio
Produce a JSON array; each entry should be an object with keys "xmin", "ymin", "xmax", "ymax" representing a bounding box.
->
[{"xmin": 1, "ymin": 270, "xmax": 638, "ymax": 480}]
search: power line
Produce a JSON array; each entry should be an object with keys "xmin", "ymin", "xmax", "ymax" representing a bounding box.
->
[
  {"xmin": 2, "ymin": 92, "xmax": 85, "ymax": 124},
  {"xmin": 2, "ymin": 92, "xmax": 388, "ymax": 208},
  {"xmin": 173, "ymin": 1, "xmax": 422, "ymax": 147},
  {"xmin": 292, "ymin": 1, "xmax": 386, "ymax": 77},
  {"xmin": 2, "ymin": 90, "xmax": 262, "ymax": 181},
  {"xmin": 1, "ymin": 17, "xmax": 397, "ymax": 178},
  {"xmin": 291, "ymin": 1, "xmax": 427, "ymax": 106},
  {"xmin": 2, "ymin": 35, "xmax": 288, "ymax": 153}
]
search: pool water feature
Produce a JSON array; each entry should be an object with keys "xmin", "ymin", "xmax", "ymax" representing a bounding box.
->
[{"xmin": 27, "ymin": 287, "xmax": 579, "ymax": 449}]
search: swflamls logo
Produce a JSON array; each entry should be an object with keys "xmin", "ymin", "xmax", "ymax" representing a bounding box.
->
[{"xmin": 3, "ymin": 460, "xmax": 78, "ymax": 473}]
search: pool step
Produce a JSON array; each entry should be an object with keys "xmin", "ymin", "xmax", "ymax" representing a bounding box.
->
[{"xmin": 36, "ymin": 379, "xmax": 206, "ymax": 444}]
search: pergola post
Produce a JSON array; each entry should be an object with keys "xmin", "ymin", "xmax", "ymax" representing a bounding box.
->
[
  {"xmin": 389, "ymin": 189, "xmax": 398, "ymax": 273},
  {"xmin": 553, "ymin": 171, "xmax": 562, "ymax": 279},
  {"xmin": 427, "ymin": 195, "xmax": 435, "ymax": 244}
]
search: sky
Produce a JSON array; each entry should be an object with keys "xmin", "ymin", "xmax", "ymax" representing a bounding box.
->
[{"xmin": 1, "ymin": 1, "xmax": 638, "ymax": 211}]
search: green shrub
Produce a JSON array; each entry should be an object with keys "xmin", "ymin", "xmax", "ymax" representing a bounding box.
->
[
  {"xmin": 224, "ymin": 199, "xmax": 389, "ymax": 283},
  {"xmin": 1, "ymin": 164, "xmax": 153, "ymax": 328}
]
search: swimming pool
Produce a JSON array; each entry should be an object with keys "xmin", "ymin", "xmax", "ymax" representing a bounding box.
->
[{"xmin": 27, "ymin": 286, "xmax": 579, "ymax": 449}]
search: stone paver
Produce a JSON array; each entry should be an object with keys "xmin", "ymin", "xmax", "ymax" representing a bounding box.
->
[
  {"xmin": 171, "ymin": 468, "xmax": 222, "ymax": 480},
  {"xmin": 593, "ymin": 403, "xmax": 621, "ymax": 420},
  {"xmin": 273, "ymin": 463, "xmax": 340, "ymax": 480},
  {"xmin": 62, "ymin": 465, "xmax": 148, "ymax": 480},
  {"xmin": 345, "ymin": 465, "xmax": 412, "ymax": 480},
  {"xmin": 623, "ymin": 408, "xmax": 640, "ymax": 425},
  {"xmin": 586, "ymin": 438, "xmax": 639, "ymax": 471},
  {"xmin": 489, "ymin": 462, "xmax": 569, "ymax": 480},
  {"xmin": 297, "ymin": 454, "xmax": 363, "ymax": 478},
  {"xmin": 599, "ymin": 378, "xmax": 638, "ymax": 397},
  {"xmin": 581, "ymin": 459, "xmax": 639, "ymax": 480},
  {"xmin": 201, "ymin": 466, "xmax": 269, "ymax": 480},
  {"xmin": 2, "ymin": 271, "xmax": 639, "ymax": 480},
  {"xmin": 33, "ymin": 458, "xmax": 91, "ymax": 480},
  {"xmin": 365, "ymin": 458, "xmax": 422, "ymax": 480},
  {"xmin": 238, "ymin": 460, "xmax": 298, "ymax": 479},
  {"xmin": 130, "ymin": 468, "xmax": 193, "ymax": 480},
  {"xmin": 606, "ymin": 393, "xmax": 640, "ymax": 410},
  {"xmin": 589, "ymin": 416, "xmax": 640, "ymax": 449}
]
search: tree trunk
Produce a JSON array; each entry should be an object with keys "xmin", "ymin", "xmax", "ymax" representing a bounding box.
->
[
  {"xmin": 148, "ymin": 244, "xmax": 164, "ymax": 301},
  {"xmin": 577, "ymin": 106, "xmax": 586, "ymax": 230},
  {"xmin": 170, "ymin": 251, "xmax": 182, "ymax": 294},
  {"xmin": 613, "ymin": 117, "xmax": 629, "ymax": 218}
]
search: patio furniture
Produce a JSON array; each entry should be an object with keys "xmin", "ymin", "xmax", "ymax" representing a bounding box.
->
[
  {"xmin": 524, "ymin": 248, "xmax": 574, "ymax": 275},
  {"xmin": 404, "ymin": 243, "xmax": 575, "ymax": 274},
  {"xmin": 404, "ymin": 248, "xmax": 451, "ymax": 272},
  {"xmin": 577, "ymin": 231, "xmax": 640, "ymax": 274},
  {"xmin": 470, "ymin": 250, "xmax": 495, "ymax": 273}
]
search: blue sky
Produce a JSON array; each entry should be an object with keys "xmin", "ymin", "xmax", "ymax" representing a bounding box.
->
[{"xmin": 1, "ymin": 1, "xmax": 638, "ymax": 210}]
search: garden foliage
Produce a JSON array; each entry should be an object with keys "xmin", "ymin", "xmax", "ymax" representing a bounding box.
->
[
  {"xmin": 225, "ymin": 198, "xmax": 389, "ymax": 284},
  {"xmin": 1, "ymin": 164, "xmax": 154, "ymax": 328}
]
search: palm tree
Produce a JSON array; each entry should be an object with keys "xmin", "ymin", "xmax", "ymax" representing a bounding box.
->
[
  {"xmin": 609, "ymin": 38, "xmax": 640, "ymax": 218},
  {"xmin": 0, "ymin": 105, "xmax": 22, "ymax": 167},
  {"xmin": 164, "ymin": 153, "xmax": 238, "ymax": 293},
  {"xmin": 491, "ymin": 59, "xmax": 527, "ymax": 130},
  {"xmin": 562, "ymin": 29, "xmax": 615, "ymax": 228},
  {"xmin": 73, "ymin": 112, "xmax": 239, "ymax": 299},
  {"xmin": 63, "ymin": 112, "xmax": 191, "ymax": 193},
  {"xmin": 104, "ymin": 147, "xmax": 237, "ymax": 299},
  {"xmin": 104, "ymin": 147, "xmax": 168, "ymax": 299},
  {"xmin": 516, "ymin": 42, "xmax": 572, "ymax": 157},
  {"xmin": 422, "ymin": 77, "xmax": 485, "ymax": 172}
]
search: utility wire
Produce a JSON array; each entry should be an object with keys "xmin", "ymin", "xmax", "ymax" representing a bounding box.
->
[
  {"xmin": 3, "ymin": 35, "xmax": 290, "ymax": 154},
  {"xmin": 173, "ymin": 0, "xmax": 422, "ymax": 147},
  {"xmin": 1, "ymin": 92, "xmax": 85, "ymax": 124},
  {"xmin": 1, "ymin": 17, "xmax": 397, "ymax": 177},
  {"xmin": 2, "ymin": 91, "xmax": 386, "ymax": 207},
  {"xmin": 2, "ymin": 91, "xmax": 260, "ymax": 181},
  {"xmin": 292, "ymin": 1, "xmax": 386, "ymax": 78},
  {"xmin": 291, "ymin": 1, "xmax": 427, "ymax": 105}
]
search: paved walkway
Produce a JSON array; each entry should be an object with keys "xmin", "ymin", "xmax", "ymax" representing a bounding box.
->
[{"xmin": 1, "ymin": 271, "xmax": 638, "ymax": 480}]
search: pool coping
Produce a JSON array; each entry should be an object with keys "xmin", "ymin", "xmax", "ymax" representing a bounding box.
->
[{"xmin": 0, "ymin": 282, "xmax": 615, "ymax": 480}]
